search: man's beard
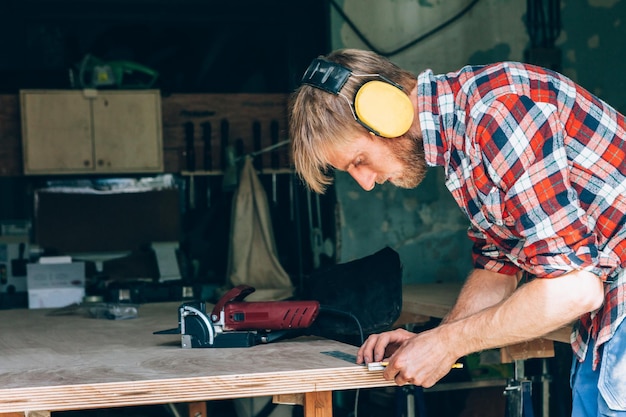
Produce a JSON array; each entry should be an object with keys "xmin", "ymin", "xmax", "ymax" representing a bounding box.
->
[{"xmin": 385, "ymin": 128, "xmax": 427, "ymax": 189}]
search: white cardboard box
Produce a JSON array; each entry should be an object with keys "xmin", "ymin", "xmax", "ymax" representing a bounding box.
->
[
  {"xmin": 28, "ymin": 287, "xmax": 86, "ymax": 309},
  {"xmin": 26, "ymin": 262, "xmax": 85, "ymax": 309}
]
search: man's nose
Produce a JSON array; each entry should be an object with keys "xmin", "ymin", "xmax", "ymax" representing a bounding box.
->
[{"xmin": 348, "ymin": 167, "xmax": 376, "ymax": 191}]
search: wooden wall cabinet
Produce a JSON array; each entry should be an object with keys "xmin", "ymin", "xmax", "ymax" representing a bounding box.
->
[{"xmin": 20, "ymin": 89, "xmax": 163, "ymax": 175}]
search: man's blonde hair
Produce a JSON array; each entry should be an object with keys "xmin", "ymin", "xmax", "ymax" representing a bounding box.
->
[{"xmin": 289, "ymin": 49, "xmax": 417, "ymax": 193}]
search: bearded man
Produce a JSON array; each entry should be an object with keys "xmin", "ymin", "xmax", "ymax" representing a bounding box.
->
[{"xmin": 289, "ymin": 48, "xmax": 626, "ymax": 417}]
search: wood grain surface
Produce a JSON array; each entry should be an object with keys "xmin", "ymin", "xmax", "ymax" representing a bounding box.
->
[{"xmin": 0, "ymin": 302, "xmax": 394, "ymax": 414}]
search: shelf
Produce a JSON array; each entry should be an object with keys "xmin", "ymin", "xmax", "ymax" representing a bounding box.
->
[{"xmin": 180, "ymin": 168, "xmax": 294, "ymax": 176}]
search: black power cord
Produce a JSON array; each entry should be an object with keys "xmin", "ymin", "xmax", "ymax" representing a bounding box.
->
[
  {"xmin": 318, "ymin": 305, "xmax": 366, "ymax": 345},
  {"xmin": 317, "ymin": 305, "xmax": 367, "ymax": 417},
  {"xmin": 329, "ymin": 0, "xmax": 481, "ymax": 57}
]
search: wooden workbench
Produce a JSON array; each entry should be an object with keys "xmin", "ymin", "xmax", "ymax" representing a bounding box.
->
[
  {"xmin": 0, "ymin": 302, "xmax": 395, "ymax": 417},
  {"xmin": 400, "ymin": 283, "xmax": 572, "ymax": 361}
]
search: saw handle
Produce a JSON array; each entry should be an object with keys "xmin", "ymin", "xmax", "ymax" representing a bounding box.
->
[{"xmin": 211, "ymin": 285, "xmax": 256, "ymax": 319}]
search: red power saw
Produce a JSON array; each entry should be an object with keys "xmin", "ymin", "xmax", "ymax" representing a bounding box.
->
[{"xmin": 155, "ymin": 285, "xmax": 320, "ymax": 348}]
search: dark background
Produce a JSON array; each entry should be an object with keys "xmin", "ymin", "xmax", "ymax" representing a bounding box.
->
[{"xmin": 0, "ymin": 0, "xmax": 330, "ymax": 94}]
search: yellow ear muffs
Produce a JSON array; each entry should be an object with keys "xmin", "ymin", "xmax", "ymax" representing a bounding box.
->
[{"xmin": 354, "ymin": 80, "xmax": 414, "ymax": 138}]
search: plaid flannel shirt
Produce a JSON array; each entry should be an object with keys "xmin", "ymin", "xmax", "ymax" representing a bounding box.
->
[{"xmin": 417, "ymin": 62, "xmax": 626, "ymax": 368}]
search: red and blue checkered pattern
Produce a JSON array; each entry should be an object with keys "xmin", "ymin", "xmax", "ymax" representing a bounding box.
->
[{"xmin": 418, "ymin": 62, "xmax": 626, "ymax": 368}]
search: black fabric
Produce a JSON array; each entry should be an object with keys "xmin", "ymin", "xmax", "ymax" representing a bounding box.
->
[{"xmin": 303, "ymin": 246, "xmax": 403, "ymax": 345}]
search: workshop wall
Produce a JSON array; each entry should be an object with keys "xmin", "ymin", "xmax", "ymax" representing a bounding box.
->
[
  {"xmin": 558, "ymin": 0, "xmax": 626, "ymax": 113},
  {"xmin": 328, "ymin": 0, "xmax": 626, "ymax": 283},
  {"xmin": 1, "ymin": 0, "xmax": 625, "ymax": 289},
  {"xmin": 0, "ymin": 1, "xmax": 331, "ymax": 305}
]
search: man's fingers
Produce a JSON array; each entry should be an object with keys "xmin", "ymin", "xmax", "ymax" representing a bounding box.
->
[
  {"xmin": 358, "ymin": 332, "xmax": 391, "ymax": 363},
  {"xmin": 357, "ymin": 334, "xmax": 381, "ymax": 363}
]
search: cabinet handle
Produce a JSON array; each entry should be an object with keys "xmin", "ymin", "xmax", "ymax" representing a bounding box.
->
[
  {"xmin": 97, "ymin": 159, "xmax": 104, "ymax": 166},
  {"xmin": 84, "ymin": 160, "xmax": 91, "ymax": 167}
]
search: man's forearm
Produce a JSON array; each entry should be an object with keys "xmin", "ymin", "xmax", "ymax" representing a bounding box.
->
[
  {"xmin": 442, "ymin": 269, "xmax": 604, "ymax": 358},
  {"xmin": 443, "ymin": 268, "xmax": 519, "ymax": 323}
]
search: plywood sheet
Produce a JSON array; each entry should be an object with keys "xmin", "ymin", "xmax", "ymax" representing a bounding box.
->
[{"xmin": 0, "ymin": 302, "xmax": 394, "ymax": 414}]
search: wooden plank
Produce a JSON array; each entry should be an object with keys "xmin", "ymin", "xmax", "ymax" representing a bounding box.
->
[
  {"xmin": 500, "ymin": 338, "xmax": 555, "ymax": 362},
  {"xmin": 0, "ymin": 303, "xmax": 394, "ymax": 414},
  {"xmin": 187, "ymin": 401, "xmax": 206, "ymax": 417},
  {"xmin": 303, "ymin": 391, "xmax": 332, "ymax": 417},
  {"xmin": 273, "ymin": 393, "xmax": 304, "ymax": 406}
]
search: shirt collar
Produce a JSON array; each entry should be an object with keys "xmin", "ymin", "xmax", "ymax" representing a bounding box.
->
[{"xmin": 417, "ymin": 69, "xmax": 449, "ymax": 168}]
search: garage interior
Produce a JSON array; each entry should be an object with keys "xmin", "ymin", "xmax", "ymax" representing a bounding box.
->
[{"xmin": 0, "ymin": 1, "xmax": 624, "ymax": 416}]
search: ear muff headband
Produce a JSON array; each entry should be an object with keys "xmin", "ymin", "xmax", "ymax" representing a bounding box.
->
[{"xmin": 301, "ymin": 58, "xmax": 414, "ymax": 138}]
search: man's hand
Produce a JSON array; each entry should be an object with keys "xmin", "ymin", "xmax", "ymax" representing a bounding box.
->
[
  {"xmin": 357, "ymin": 327, "xmax": 459, "ymax": 387},
  {"xmin": 356, "ymin": 269, "xmax": 604, "ymax": 388},
  {"xmin": 356, "ymin": 328, "xmax": 414, "ymax": 365},
  {"xmin": 381, "ymin": 327, "xmax": 459, "ymax": 387}
]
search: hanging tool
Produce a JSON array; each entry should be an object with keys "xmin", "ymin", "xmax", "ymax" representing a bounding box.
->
[
  {"xmin": 201, "ymin": 121, "xmax": 213, "ymax": 209},
  {"xmin": 270, "ymin": 120, "xmax": 280, "ymax": 205},
  {"xmin": 185, "ymin": 122, "xmax": 196, "ymax": 172},
  {"xmin": 184, "ymin": 122, "xmax": 196, "ymax": 210},
  {"xmin": 76, "ymin": 54, "xmax": 159, "ymax": 89},
  {"xmin": 221, "ymin": 119, "xmax": 239, "ymax": 191},
  {"xmin": 252, "ymin": 121, "xmax": 262, "ymax": 171},
  {"xmin": 202, "ymin": 122, "xmax": 212, "ymax": 171},
  {"xmin": 307, "ymin": 191, "xmax": 324, "ymax": 270}
]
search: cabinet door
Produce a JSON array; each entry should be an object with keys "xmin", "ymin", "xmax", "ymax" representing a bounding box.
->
[
  {"xmin": 21, "ymin": 91, "xmax": 94, "ymax": 174},
  {"xmin": 92, "ymin": 90, "xmax": 163, "ymax": 173}
]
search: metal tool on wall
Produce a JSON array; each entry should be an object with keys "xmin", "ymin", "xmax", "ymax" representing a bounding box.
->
[
  {"xmin": 306, "ymin": 191, "xmax": 334, "ymax": 269},
  {"xmin": 221, "ymin": 119, "xmax": 239, "ymax": 191},
  {"xmin": 270, "ymin": 120, "xmax": 280, "ymax": 205},
  {"xmin": 201, "ymin": 121, "xmax": 212, "ymax": 209},
  {"xmin": 184, "ymin": 122, "xmax": 196, "ymax": 209},
  {"xmin": 202, "ymin": 122, "xmax": 212, "ymax": 171},
  {"xmin": 252, "ymin": 121, "xmax": 262, "ymax": 171},
  {"xmin": 74, "ymin": 54, "xmax": 159, "ymax": 89}
]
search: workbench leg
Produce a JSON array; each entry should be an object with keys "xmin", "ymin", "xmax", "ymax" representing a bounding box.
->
[
  {"xmin": 188, "ymin": 401, "xmax": 207, "ymax": 417},
  {"xmin": 541, "ymin": 359, "xmax": 550, "ymax": 417},
  {"xmin": 303, "ymin": 391, "xmax": 333, "ymax": 417}
]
